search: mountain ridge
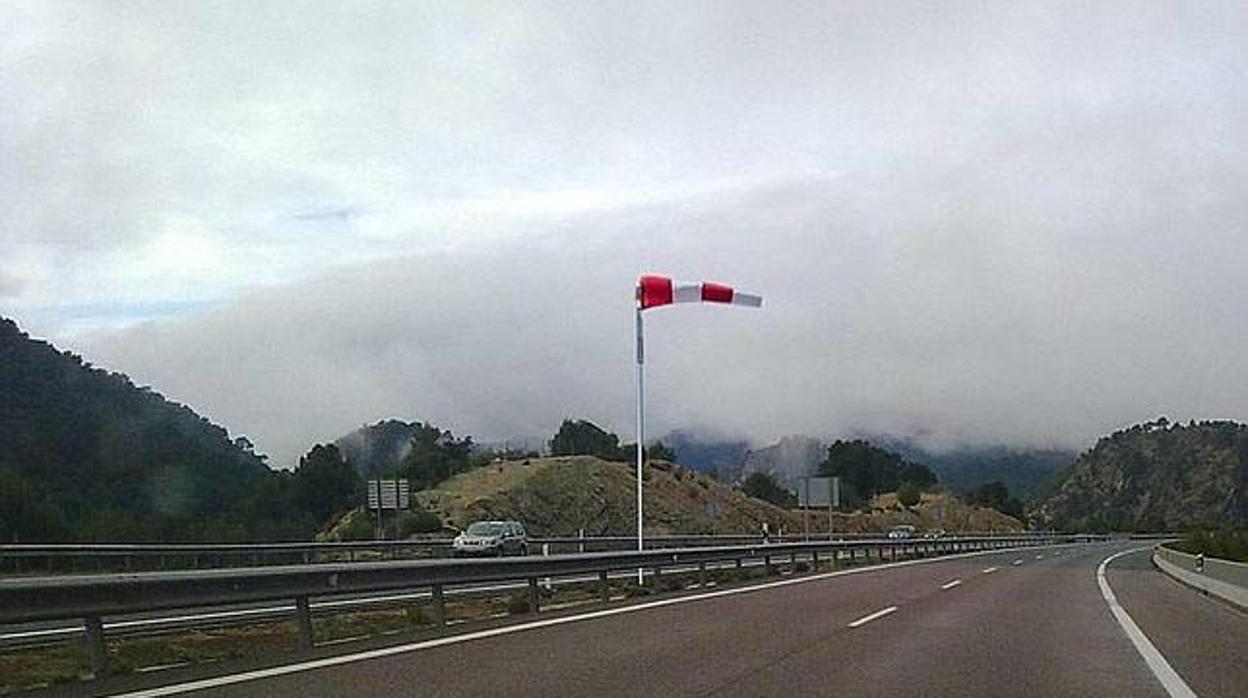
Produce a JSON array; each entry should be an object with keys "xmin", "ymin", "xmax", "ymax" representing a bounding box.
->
[
  {"xmin": 0, "ymin": 317, "xmax": 277, "ymax": 541},
  {"xmin": 1030, "ymin": 418, "xmax": 1247, "ymax": 531}
]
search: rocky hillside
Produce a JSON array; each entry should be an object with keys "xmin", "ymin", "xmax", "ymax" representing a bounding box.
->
[
  {"xmin": 739, "ymin": 435, "xmax": 824, "ymax": 489},
  {"xmin": 414, "ymin": 455, "xmax": 1023, "ymax": 536},
  {"xmin": 416, "ymin": 456, "xmax": 792, "ymax": 536},
  {"xmin": 1030, "ymin": 419, "xmax": 1248, "ymax": 531}
]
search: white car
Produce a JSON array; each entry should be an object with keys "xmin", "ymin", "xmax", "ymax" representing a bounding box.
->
[
  {"xmin": 887, "ymin": 525, "xmax": 916, "ymax": 539},
  {"xmin": 452, "ymin": 520, "xmax": 529, "ymax": 557}
]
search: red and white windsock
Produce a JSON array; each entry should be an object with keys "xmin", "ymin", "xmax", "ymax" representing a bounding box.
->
[{"xmin": 636, "ymin": 274, "xmax": 763, "ymax": 310}]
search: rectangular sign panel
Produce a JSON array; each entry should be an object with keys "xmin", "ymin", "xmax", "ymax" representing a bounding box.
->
[
  {"xmin": 796, "ymin": 476, "xmax": 840, "ymax": 508},
  {"xmin": 366, "ymin": 479, "xmax": 410, "ymax": 510}
]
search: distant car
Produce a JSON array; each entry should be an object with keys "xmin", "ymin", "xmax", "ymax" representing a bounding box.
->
[
  {"xmin": 452, "ymin": 520, "xmax": 528, "ymax": 557},
  {"xmin": 887, "ymin": 525, "xmax": 916, "ymax": 539},
  {"xmin": 923, "ymin": 529, "xmax": 946, "ymax": 539}
]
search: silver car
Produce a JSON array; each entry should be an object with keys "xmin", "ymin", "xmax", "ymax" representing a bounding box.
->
[{"xmin": 452, "ymin": 520, "xmax": 529, "ymax": 557}]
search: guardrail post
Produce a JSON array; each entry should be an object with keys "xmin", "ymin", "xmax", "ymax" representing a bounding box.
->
[
  {"xmin": 431, "ymin": 584, "xmax": 446, "ymax": 626},
  {"xmin": 812, "ymin": 549, "xmax": 819, "ymax": 569},
  {"xmin": 579, "ymin": 528, "xmax": 586, "ymax": 554},
  {"xmin": 765, "ymin": 555, "xmax": 773, "ymax": 576},
  {"xmin": 295, "ymin": 595, "xmax": 314, "ymax": 650},
  {"xmin": 528, "ymin": 577, "xmax": 540, "ymax": 613},
  {"xmin": 84, "ymin": 615, "xmax": 108, "ymax": 677},
  {"xmin": 599, "ymin": 570, "xmax": 610, "ymax": 604},
  {"xmin": 699, "ymin": 561, "xmax": 708, "ymax": 587}
]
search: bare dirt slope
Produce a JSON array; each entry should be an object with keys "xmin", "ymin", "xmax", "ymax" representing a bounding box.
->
[{"xmin": 415, "ymin": 456, "xmax": 1022, "ymax": 536}]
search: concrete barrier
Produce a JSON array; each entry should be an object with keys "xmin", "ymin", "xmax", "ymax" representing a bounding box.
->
[{"xmin": 1153, "ymin": 544, "xmax": 1248, "ymax": 610}]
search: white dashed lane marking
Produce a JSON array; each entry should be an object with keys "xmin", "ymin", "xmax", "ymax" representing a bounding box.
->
[{"xmin": 848, "ymin": 606, "xmax": 899, "ymax": 628}]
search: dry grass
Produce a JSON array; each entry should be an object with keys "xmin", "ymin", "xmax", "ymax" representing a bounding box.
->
[{"xmin": 414, "ymin": 455, "xmax": 1023, "ymax": 539}]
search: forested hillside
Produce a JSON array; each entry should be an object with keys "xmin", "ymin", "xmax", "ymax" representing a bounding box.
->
[
  {"xmin": 873, "ymin": 437, "xmax": 1075, "ymax": 500},
  {"xmin": 1030, "ymin": 418, "xmax": 1248, "ymax": 531},
  {"xmin": 334, "ymin": 419, "xmax": 421, "ymax": 478},
  {"xmin": 0, "ymin": 318, "xmax": 354, "ymax": 542}
]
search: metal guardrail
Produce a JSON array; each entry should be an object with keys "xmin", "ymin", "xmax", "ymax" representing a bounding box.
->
[
  {"xmin": 1152, "ymin": 543, "xmax": 1248, "ymax": 609},
  {"xmin": 0, "ymin": 532, "xmax": 1031, "ymax": 575},
  {"xmin": 0, "ymin": 534, "xmax": 1081, "ymax": 676}
]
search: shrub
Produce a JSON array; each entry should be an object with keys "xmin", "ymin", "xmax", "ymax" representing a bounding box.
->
[
  {"xmin": 897, "ymin": 482, "xmax": 921, "ymax": 508},
  {"xmin": 505, "ymin": 592, "xmax": 531, "ymax": 614},
  {"xmin": 400, "ymin": 507, "xmax": 444, "ymax": 536},
  {"xmin": 1177, "ymin": 528, "xmax": 1248, "ymax": 562}
]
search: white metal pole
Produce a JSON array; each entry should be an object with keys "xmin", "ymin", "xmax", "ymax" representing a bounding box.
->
[{"xmin": 635, "ymin": 303, "xmax": 645, "ymax": 585}]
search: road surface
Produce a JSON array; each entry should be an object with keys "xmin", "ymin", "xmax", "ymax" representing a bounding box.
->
[{"xmin": 93, "ymin": 542, "xmax": 1247, "ymax": 696}]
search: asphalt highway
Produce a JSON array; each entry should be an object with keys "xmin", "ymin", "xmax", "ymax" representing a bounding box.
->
[{"xmin": 98, "ymin": 541, "xmax": 1246, "ymax": 697}]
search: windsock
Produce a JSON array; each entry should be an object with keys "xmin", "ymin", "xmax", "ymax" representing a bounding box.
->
[{"xmin": 637, "ymin": 274, "xmax": 763, "ymax": 310}]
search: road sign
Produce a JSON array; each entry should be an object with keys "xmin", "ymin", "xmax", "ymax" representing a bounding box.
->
[
  {"xmin": 366, "ymin": 479, "xmax": 410, "ymax": 510},
  {"xmin": 796, "ymin": 477, "xmax": 840, "ymax": 508}
]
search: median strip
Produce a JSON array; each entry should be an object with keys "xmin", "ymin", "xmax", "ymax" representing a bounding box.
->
[
  {"xmin": 847, "ymin": 606, "xmax": 898, "ymax": 628},
  {"xmin": 941, "ymin": 579, "xmax": 961, "ymax": 590}
]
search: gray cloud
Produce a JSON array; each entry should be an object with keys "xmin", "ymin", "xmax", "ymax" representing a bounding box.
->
[
  {"xmin": 84, "ymin": 161, "xmax": 1248, "ymax": 466},
  {"xmin": 5, "ymin": 2, "xmax": 1247, "ymax": 465},
  {"xmin": 0, "ymin": 270, "xmax": 23, "ymax": 298}
]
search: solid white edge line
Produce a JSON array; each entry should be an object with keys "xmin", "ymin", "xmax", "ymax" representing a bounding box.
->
[
  {"xmin": 1097, "ymin": 548, "xmax": 1196, "ymax": 698},
  {"xmin": 941, "ymin": 579, "xmax": 962, "ymax": 590},
  {"xmin": 847, "ymin": 606, "xmax": 898, "ymax": 628},
  {"xmin": 981, "ymin": 567, "xmax": 998, "ymax": 574},
  {"xmin": 110, "ymin": 543, "xmax": 1073, "ymax": 697}
]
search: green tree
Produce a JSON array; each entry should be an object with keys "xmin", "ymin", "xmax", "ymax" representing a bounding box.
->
[
  {"xmin": 741, "ymin": 472, "xmax": 797, "ymax": 508},
  {"xmin": 968, "ymin": 480, "xmax": 1024, "ymax": 519},
  {"xmin": 0, "ymin": 463, "xmax": 69, "ymax": 542},
  {"xmin": 549, "ymin": 419, "xmax": 625, "ymax": 461},
  {"xmin": 396, "ymin": 423, "xmax": 474, "ymax": 490},
  {"xmin": 897, "ymin": 482, "xmax": 921, "ymax": 508},
  {"xmin": 817, "ymin": 440, "xmax": 937, "ymax": 507},
  {"xmin": 647, "ymin": 441, "xmax": 676, "ymax": 462},
  {"xmin": 294, "ymin": 444, "xmax": 363, "ymax": 526}
]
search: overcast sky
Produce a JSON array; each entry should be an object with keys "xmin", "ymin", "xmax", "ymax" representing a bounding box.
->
[{"xmin": 3, "ymin": 1, "xmax": 1246, "ymax": 468}]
